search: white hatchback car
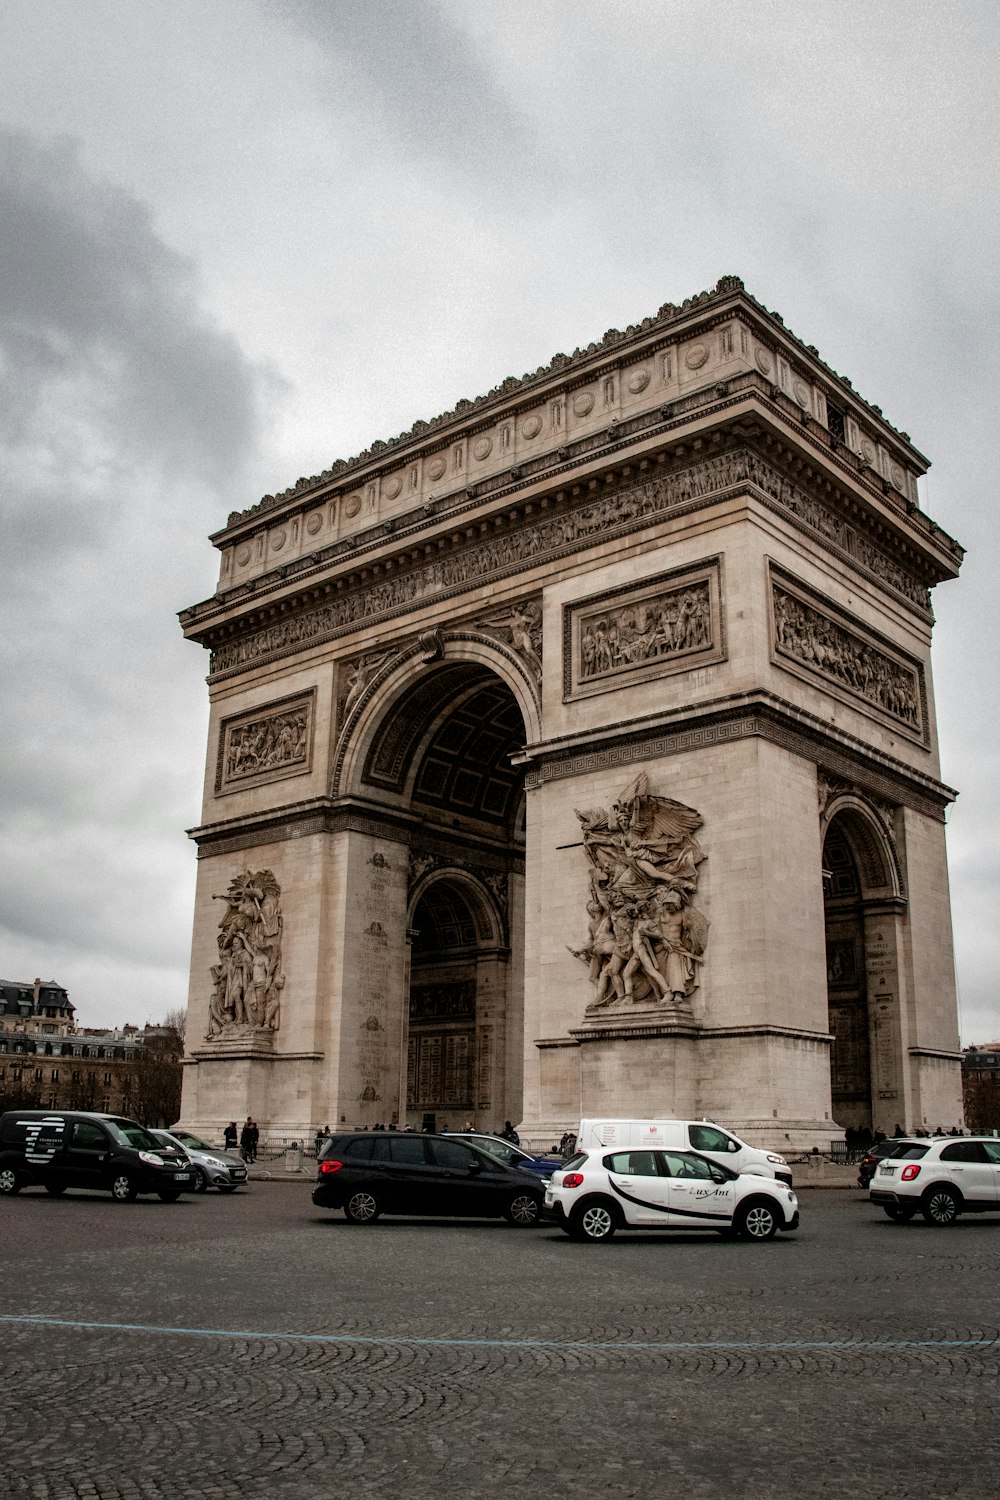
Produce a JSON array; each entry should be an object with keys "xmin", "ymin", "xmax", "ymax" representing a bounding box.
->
[
  {"xmin": 869, "ymin": 1136, "xmax": 1000, "ymax": 1225},
  {"xmin": 544, "ymin": 1146, "xmax": 799, "ymax": 1242}
]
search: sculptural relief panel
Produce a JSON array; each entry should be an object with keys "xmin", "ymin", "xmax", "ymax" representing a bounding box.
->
[
  {"xmin": 769, "ymin": 566, "xmax": 927, "ymax": 743},
  {"xmin": 216, "ymin": 691, "xmax": 315, "ymax": 794},
  {"xmin": 563, "ymin": 560, "xmax": 724, "ymax": 700},
  {"xmin": 569, "ymin": 774, "xmax": 709, "ymax": 1018},
  {"xmin": 206, "ymin": 869, "xmax": 285, "ymax": 1039}
]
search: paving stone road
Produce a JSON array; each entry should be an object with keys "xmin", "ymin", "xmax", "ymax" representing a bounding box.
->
[{"xmin": 1, "ymin": 1181, "xmax": 998, "ymax": 1499}]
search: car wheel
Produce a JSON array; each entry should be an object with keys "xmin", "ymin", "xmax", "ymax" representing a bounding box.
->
[
  {"xmin": 570, "ymin": 1200, "xmax": 617, "ymax": 1242},
  {"xmin": 215, "ymin": 1182, "xmax": 236, "ymax": 1194},
  {"xmin": 883, "ymin": 1203, "xmax": 917, "ymax": 1223},
  {"xmin": 344, "ymin": 1189, "xmax": 380, "ymax": 1224},
  {"xmin": 110, "ymin": 1173, "xmax": 138, "ymax": 1203},
  {"xmin": 0, "ymin": 1167, "xmax": 22, "ymax": 1195},
  {"xmin": 193, "ymin": 1167, "xmax": 209, "ymax": 1194},
  {"xmin": 157, "ymin": 1188, "xmax": 182, "ymax": 1202},
  {"xmin": 44, "ymin": 1184, "xmax": 67, "ymax": 1197},
  {"xmin": 922, "ymin": 1186, "xmax": 960, "ymax": 1226},
  {"xmin": 505, "ymin": 1193, "xmax": 542, "ymax": 1227},
  {"xmin": 736, "ymin": 1199, "xmax": 779, "ymax": 1240}
]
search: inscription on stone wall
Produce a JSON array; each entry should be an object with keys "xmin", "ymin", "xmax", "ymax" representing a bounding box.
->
[
  {"xmin": 564, "ymin": 560, "xmax": 723, "ymax": 699},
  {"xmin": 209, "ymin": 448, "xmax": 930, "ymax": 679},
  {"xmin": 216, "ymin": 692, "xmax": 314, "ymax": 793},
  {"xmin": 354, "ymin": 849, "xmax": 401, "ymax": 1116},
  {"xmin": 771, "ymin": 571, "xmax": 926, "ymax": 739}
]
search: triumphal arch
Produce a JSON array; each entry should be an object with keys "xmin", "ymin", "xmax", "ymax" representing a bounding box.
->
[{"xmin": 179, "ymin": 276, "xmax": 965, "ymax": 1149}]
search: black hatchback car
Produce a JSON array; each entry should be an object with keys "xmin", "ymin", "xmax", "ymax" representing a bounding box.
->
[
  {"xmin": 311, "ymin": 1131, "xmax": 545, "ymax": 1226},
  {"xmin": 0, "ymin": 1110, "xmax": 195, "ymax": 1202}
]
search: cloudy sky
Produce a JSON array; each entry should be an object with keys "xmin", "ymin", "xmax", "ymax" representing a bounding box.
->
[{"xmin": 1, "ymin": 1, "xmax": 997, "ymax": 1043}]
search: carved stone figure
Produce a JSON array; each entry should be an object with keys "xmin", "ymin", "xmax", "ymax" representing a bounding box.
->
[
  {"xmin": 569, "ymin": 774, "xmax": 709, "ymax": 1014},
  {"xmin": 224, "ymin": 705, "xmax": 309, "ymax": 783},
  {"xmin": 338, "ymin": 648, "xmax": 397, "ymax": 726},
  {"xmin": 206, "ymin": 869, "xmax": 285, "ymax": 1039},
  {"xmin": 477, "ymin": 598, "xmax": 543, "ymax": 681}
]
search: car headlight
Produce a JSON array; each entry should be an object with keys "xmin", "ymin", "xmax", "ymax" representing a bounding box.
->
[
  {"xmin": 138, "ymin": 1151, "xmax": 165, "ymax": 1166},
  {"xmin": 766, "ymin": 1154, "xmax": 787, "ymax": 1165},
  {"xmin": 203, "ymin": 1157, "xmax": 229, "ymax": 1170}
]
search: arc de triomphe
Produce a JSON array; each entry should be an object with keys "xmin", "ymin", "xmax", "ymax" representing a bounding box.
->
[{"xmin": 178, "ymin": 276, "xmax": 964, "ymax": 1149}]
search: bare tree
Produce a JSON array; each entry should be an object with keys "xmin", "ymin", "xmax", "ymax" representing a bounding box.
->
[
  {"xmin": 119, "ymin": 1032, "xmax": 183, "ymax": 1127},
  {"xmin": 162, "ymin": 1006, "xmax": 187, "ymax": 1046}
]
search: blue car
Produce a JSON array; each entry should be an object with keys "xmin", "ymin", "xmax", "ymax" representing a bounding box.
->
[{"xmin": 445, "ymin": 1133, "xmax": 564, "ymax": 1181}]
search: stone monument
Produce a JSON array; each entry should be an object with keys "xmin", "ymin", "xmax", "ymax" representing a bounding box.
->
[{"xmin": 179, "ymin": 276, "xmax": 965, "ymax": 1150}]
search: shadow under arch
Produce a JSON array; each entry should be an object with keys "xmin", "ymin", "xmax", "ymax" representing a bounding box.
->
[
  {"xmin": 332, "ymin": 631, "xmax": 540, "ymax": 804},
  {"xmin": 408, "ymin": 864, "xmax": 507, "ymax": 951}
]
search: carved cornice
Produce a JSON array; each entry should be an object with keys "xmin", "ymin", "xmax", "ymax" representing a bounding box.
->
[
  {"xmin": 215, "ymin": 276, "xmax": 933, "ymax": 535},
  {"xmin": 517, "ymin": 690, "xmax": 955, "ymax": 821},
  {"xmin": 201, "ymin": 441, "xmax": 939, "ymax": 684},
  {"xmin": 189, "ymin": 795, "xmax": 526, "ymax": 867}
]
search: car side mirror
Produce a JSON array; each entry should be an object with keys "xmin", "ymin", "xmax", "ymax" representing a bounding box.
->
[
  {"xmin": 711, "ymin": 1168, "xmax": 727, "ymax": 1183},
  {"xmin": 468, "ymin": 1160, "xmax": 482, "ymax": 1174}
]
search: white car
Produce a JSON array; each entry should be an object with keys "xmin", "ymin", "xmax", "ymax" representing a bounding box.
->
[
  {"xmin": 869, "ymin": 1136, "xmax": 1000, "ymax": 1225},
  {"xmin": 544, "ymin": 1146, "xmax": 799, "ymax": 1241}
]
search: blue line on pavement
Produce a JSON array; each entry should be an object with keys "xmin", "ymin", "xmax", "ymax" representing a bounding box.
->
[{"xmin": 0, "ymin": 1313, "xmax": 997, "ymax": 1354}]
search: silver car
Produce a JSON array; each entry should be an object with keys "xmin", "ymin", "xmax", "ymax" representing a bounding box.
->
[{"xmin": 152, "ymin": 1129, "xmax": 248, "ymax": 1193}]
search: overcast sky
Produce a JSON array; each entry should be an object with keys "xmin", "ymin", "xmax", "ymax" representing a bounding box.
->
[{"xmin": 1, "ymin": 1, "xmax": 997, "ymax": 1045}]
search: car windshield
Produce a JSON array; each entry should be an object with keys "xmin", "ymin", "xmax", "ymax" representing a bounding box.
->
[
  {"xmin": 468, "ymin": 1136, "xmax": 525, "ymax": 1165},
  {"xmin": 173, "ymin": 1132, "xmax": 212, "ymax": 1151},
  {"xmin": 106, "ymin": 1118, "xmax": 160, "ymax": 1150},
  {"xmin": 890, "ymin": 1143, "xmax": 929, "ymax": 1160},
  {"xmin": 560, "ymin": 1152, "xmax": 588, "ymax": 1171}
]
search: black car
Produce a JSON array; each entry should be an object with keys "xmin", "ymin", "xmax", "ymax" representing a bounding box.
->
[
  {"xmin": 0, "ymin": 1110, "xmax": 195, "ymax": 1202},
  {"xmin": 856, "ymin": 1138, "xmax": 919, "ymax": 1188},
  {"xmin": 311, "ymin": 1131, "xmax": 545, "ymax": 1226}
]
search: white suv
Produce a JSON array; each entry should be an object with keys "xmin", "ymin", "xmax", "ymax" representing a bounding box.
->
[
  {"xmin": 869, "ymin": 1136, "xmax": 1000, "ymax": 1225},
  {"xmin": 544, "ymin": 1146, "xmax": 799, "ymax": 1242}
]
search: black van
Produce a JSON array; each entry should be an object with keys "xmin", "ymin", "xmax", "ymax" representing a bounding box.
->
[{"xmin": 0, "ymin": 1110, "xmax": 195, "ymax": 1202}]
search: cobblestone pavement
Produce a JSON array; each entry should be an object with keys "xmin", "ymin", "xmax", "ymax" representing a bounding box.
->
[{"xmin": 1, "ymin": 1183, "xmax": 998, "ymax": 1499}]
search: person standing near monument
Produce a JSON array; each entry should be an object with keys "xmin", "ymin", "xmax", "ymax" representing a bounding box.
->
[{"xmin": 224, "ymin": 1121, "xmax": 237, "ymax": 1150}]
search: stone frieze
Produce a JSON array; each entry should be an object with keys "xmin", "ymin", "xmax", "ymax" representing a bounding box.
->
[
  {"xmin": 771, "ymin": 574, "xmax": 925, "ymax": 738},
  {"xmin": 209, "ymin": 447, "xmax": 930, "ymax": 679}
]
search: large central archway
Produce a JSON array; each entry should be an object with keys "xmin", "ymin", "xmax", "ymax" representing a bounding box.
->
[{"xmin": 344, "ymin": 647, "xmax": 529, "ymax": 1130}]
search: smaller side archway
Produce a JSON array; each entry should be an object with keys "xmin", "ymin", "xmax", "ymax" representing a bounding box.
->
[{"xmin": 821, "ymin": 794, "xmax": 906, "ymax": 1138}]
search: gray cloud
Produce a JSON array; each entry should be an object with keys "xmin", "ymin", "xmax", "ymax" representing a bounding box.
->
[{"xmin": 0, "ymin": 124, "xmax": 272, "ymax": 1026}]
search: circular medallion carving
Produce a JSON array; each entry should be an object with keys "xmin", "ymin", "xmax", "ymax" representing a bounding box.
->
[
  {"xmin": 473, "ymin": 437, "xmax": 493, "ymax": 461},
  {"xmin": 427, "ymin": 457, "xmax": 446, "ymax": 480},
  {"xmin": 270, "ymin": 529, "xmax": 286, "ymax": 552},
  {"xmin": 755, "ymin": 348, "xmax": 774, "ymax": 376},
  {"xmin": 236, "ymin": 545, "xmax": 251, "ymax": 566},
  {"xmin": 344, "ymin": 494, "xmax": 362, "ymax": 517},
  {"xmin": 627, "ymin": 368, "xmax": 651, "ymax": 394},
  {"xmin": 685, "ymin": 343, "xmax": 710, "ymax": 370},
  {"xmin": 890, "ymin": 464, "xmax": 906, "ymax": 491},
  {"xmin": 793, "ymin": 380, "xmax": 810, "ymax": 408},
  {"xmin": 861, "ymin": 440, "xmax": 876, "ymax": 464},
  {"xmin": 521, "ymin": 415, "xmax": 542, "ymax": 440},
  {"xmin": 382, "ymin": 477, "xmax": 402, "ymax": 500},
  {"xmin": 573, "ymin": 391, "xmax": 595, "ymax": 417},
  {"xmin": 305, "ymin": 511, "xmax": 324, "ymax": 535}
]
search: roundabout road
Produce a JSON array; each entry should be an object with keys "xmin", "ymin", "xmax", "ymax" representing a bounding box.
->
[{"xmin": 1, "ymin": 1182, "xmax": 998, "ymax": 1499}]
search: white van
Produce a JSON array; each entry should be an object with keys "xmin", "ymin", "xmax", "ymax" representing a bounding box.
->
[{"xmin": 577, "ymin": 1119, "xmax": 792, "ymax": 1186}]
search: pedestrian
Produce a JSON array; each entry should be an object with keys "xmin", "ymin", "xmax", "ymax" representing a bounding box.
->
[
  {"xmin": 223, "ymin": 1121, "xmax": 237, "ymax": 1150},
  {"xmin": 239, "ymin": 1117, "xmax": 254, "ymax": 1162},
  {"xmin": 249, "ymin": 1118, "xmax": 259, "ymax": 1162},
  {"xmin": 462, "ymin": 1119, "xmax": 476, "ymax": 1133},
  {"xmin": 500, "ymin": 1120, "xmax": 520, "ymax": 1146},
  {"xmin": 314, "ymin": 1127, "xmax": 324, "ymax": 1157}
]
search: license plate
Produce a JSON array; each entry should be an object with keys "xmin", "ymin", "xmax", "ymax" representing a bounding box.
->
[
  {"xmin": 879, "ymin": 1164, "xmax": 895, "ymax": 1175},
  {"xmin": 174, "ymin": 1172, "xmax": 191, "ymax": 1181}
]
